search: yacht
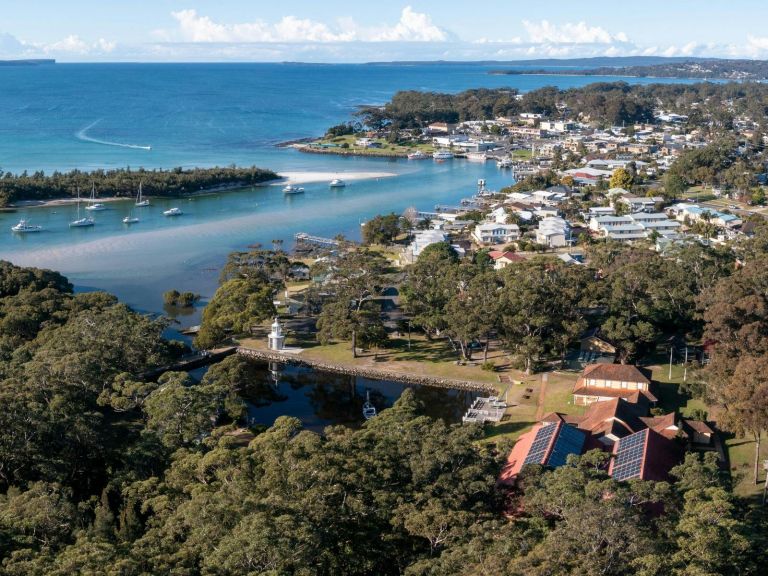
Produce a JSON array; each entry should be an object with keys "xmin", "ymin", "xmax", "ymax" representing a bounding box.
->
[
  {"xmin": 122, "ymin": 214, "xmax": 139, "ymax": 224},
  {"xmin": 135, "ymin": 182, "xmax": 150, "ymax": 207},
  {"xmin": 362, "ymin": 390, "xmax": 377, "ymax": 420},
  {"xmin": 329, "ymin": 178, "xmax": 346, "ymax": 188},
  {"xmin": 407, "ymin": 150, "xmax": 428, "ymax": 160},
  {"xmin": 432, "ymin": 150, "xmax": 453, "ymax": 160},
  {"xmin": 163, "ymin": 207, "xmax": 183, "ymax": 217},
  {"xmin": 11, "ymin": 219, "xmax": 42, "ymax": 233},
  {"xmin": 69, "ymin": 188, "xmax": 95, "ymax": 227},
  {"xmin": 282, "ymin": 185, "xmax": 305, "ymax": 194},
  {"xmin": 85, "ymin": 183, "xmax": 106, "ymax": 211}
]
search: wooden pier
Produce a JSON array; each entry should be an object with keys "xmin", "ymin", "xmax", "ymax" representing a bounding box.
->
[
  {"xmin": 143, "ymin": 346, "xmax": 237, "ymax": 380},
  {"xmin": 294, "ymin": 232, "xmax": 341, "ymax": 248}
]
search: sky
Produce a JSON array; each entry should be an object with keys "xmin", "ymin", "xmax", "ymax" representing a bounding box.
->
[{"xmin": 3, "ymin": 1, "xmax": 768, "ymax": 62}]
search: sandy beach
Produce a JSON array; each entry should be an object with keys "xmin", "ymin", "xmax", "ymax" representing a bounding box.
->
[{"xmin": 275, "ymin": 171, "xmax": 397, "ymax": 185}]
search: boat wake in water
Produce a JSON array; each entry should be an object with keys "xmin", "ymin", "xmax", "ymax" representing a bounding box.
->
[{"xmin": 75, "ymin": 120, "xmax": 152, "ymax": 151}]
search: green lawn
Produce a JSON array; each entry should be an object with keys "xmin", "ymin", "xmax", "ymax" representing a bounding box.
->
[{"xmin": 307, "ymin": 135, "xmax": 435, "ymax": 157}]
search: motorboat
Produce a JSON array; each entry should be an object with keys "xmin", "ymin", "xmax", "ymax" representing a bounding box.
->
[
  {"xmin": 282, "ymin": 185, "xmax": 305, "ymax": 194},
  {"xmin": 362, "ymin": 390, "xmax": 377, "ymax": 420},
  {"xmin": 329, "ymin": 179, "xmax": 346, "ymax": 188},
  {"xmin": 135, "ymin": 182, "xmax": 150, "ymax": 207},
  {"xmin": 163, "ymin": 207, "xmax": 183, "ymax": 216},
  {"xmin": 11, "ymin": 219, "xmax": 42, "ymax": 233},
  {"xmin": 432, "ymin": 150, "xmax": 453, "ymax": 160},
  {"xmin": 69, "ymin": 217, "xmax": 95, "ymax": 228},
  {"xmin": 407, "ymin": 150, "xmax": 429, "ymax": 160},
  {"xmin": 122, "ymin": 215, "xmax": 139, "ymax": 224}
]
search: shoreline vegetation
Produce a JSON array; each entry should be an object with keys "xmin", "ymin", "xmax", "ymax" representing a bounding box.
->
[
  {"xmin": 0, "ymin": 165, "xmax": 278, "ymax": 207},
  {"xmin": 488, "ymin": 58, "xmax": 768, "ymax": 80}
]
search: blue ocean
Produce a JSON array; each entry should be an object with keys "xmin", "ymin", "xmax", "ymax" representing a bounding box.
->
[{"xmin": 0, "ymin": 63, "xmax": 695, "ymax": 316}]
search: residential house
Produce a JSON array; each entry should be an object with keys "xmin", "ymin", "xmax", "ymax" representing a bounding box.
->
[
  {"xmin": 618, "ymin": 195, "xmax": 664, "ymax": 213},
  {"xmin": 573, "ymin": 363, "xmax": 655, "ymax": 406},
  {"xmin": 536, "ymin": 216, "xmax": 570, "ymax": 247},
  {"xmin": 488, "ymin": 250, "xmax": 526, "ymax": 270},
  {"xmin": 669, "ymin": 203, "xmax": 742, "ymax": 229},
  {"xmin": 498, "ymin": 420, "xmax": 587, "ymax": 484},
  {"xmin": 472, "ymin": 222, "xmax": 520, "ymax": 245}
]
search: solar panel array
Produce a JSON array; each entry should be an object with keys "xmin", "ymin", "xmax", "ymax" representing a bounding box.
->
[
  {"xmin": 611, "ymin": 429, "xmax": 648, "ymax": 481},
  {"xmin": 546, "ymin": 424, "xmax": 587, "ymax": 468},
  {"xmin": 523, "ymin": 423, "xmax": 558, "ymax": 465}
]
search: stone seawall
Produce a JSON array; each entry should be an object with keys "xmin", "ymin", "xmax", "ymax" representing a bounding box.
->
[{"xmin": 236, "ymin": 347, "xmax": 495, "ymax": 393}]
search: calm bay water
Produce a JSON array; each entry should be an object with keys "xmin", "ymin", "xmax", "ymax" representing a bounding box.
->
[
  {"xmin": 235, "ymin": 361, "xmax": 477, "ymax": 432},
  {"xmin": 0, "ymin": 63, "xmax": 699, "ymax": 318}
]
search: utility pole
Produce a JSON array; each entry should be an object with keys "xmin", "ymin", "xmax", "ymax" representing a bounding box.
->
[{"xmin": 683, "ymin": 346, "xmax": 689, "ymax": 381}]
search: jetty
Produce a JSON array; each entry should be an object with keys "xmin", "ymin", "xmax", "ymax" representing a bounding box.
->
[
  {"xmin": 294, "ymin": 232, "xmax": 341, "ymax": 248},
  {"xmin": 461, "ymin": 395, "xmax": 507, "ymax": 424},
  {"xmin": 143, "ymin": 346, "xmax": 237, "ymax": 380}
]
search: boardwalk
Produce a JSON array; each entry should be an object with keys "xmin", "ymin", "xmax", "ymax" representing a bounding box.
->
[
  {"xmin": 294, "ymin": 232, "xmax": 341, "ymax": 248},
  {"xmin": 143, "ymin": 346, "xmax": 237, "ymax": 380}
]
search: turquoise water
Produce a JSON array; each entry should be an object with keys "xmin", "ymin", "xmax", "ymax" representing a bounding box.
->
[{"xmin": 0, "ymin": 63, "xmax": 700, "ymax": 318}]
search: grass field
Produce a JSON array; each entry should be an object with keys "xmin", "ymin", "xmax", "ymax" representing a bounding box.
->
[{"xmin": 307, "ymin": 135, "xmax": 436, "ymax": 157}]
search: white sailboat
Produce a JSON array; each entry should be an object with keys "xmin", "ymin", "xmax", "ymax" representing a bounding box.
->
[
  {"xmin": 122, "ymin": 211, "xmax": 139, "ymax": 224},
  {"xmin": 70, "ymin": 188, "xmax": 95, "ymax": 227},
  {"xmin": 84, "ymin": 182, "xmax": 106, "ymax": 211},
  {"xmin": 135, "ymin": 182, "xmax": 149, "ymax": 207}
]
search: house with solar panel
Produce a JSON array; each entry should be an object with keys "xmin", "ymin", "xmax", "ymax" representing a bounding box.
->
[
  {"xmin": 499, "ymin": 393, "xmax": 694, "ymax": 485},
  {"xmin": 573, "ymin": 364, "xmax": 656, "ymax": 407}
]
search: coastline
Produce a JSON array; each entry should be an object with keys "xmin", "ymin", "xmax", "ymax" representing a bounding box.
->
[
  {"xmin": 237, "ymin": 346, "xmax": 495, "ymax": 393},
  {"xmin": 9, "ymin": 171, "xmax": 399, "ymax": 209}
]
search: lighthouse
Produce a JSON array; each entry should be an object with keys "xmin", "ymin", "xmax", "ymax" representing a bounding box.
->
[{"xmin": 267, "ymin": 317, "xmax": 285, "ymax": 351}]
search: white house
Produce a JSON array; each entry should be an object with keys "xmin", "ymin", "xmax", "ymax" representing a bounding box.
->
[
  {"xmin": 472, "ymin": 223, "xmax": 520, "ymax": 245},
  {"xmin": 536, "ymin": 217, "xmax": 570, "ymax": 247},
  {"xmin": 489, "ymin": 206, "xmax": 509, "ymax": 224}
]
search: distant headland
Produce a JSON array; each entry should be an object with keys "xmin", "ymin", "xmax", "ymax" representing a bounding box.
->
[{"xmin": 0, "ymin": 58, "xmax": 55, "ymax": 66}]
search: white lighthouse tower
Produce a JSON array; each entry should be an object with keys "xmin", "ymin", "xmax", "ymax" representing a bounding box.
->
[{"xmin": 267, "ymin": 317, "xmax": 285, "ymax": 351}]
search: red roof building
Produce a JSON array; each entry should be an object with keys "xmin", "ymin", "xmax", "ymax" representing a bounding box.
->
[
  {"xmin": 499, "ymin": 420, "xmax": 587, "ymax": 485},
  {"xmin": 573, "ymin": 364, "xmax": 656, "ymax": 406}
]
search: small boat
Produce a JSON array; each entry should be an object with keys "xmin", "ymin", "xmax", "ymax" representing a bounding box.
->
[
  {"xmin": 282, "ymin": 185, "xmax": 305, "ymax": 194},
  {"xmin": 407, "ymin": 150, "xmax": 429, "ymax": 160},
  {"xmin": 362, "ymin": 390, "xmax": 377, "ymax": 420},
  {"xmin": 432, "ymin": 150, "xmax": 453, "ymax": 160},
  {"xmin": 135, "ymin": 182, "xmax": 149, "ymax": 207},
  {"xmin": 70, "ymin": 188, "xmax": 95, "ymax": 227},
  {"xmin": 70, "ymin": 217, "xmax": 95, "ymax": 228},
  {"xmin": 329, "ymin": 178, "xmax": 346, "ymax": 188},
  {"xmin": 122, "ymin": 214, "xmax": 139, "ymax": 224},
  {"xmin": 85, "ymin": 182, "xmax": 106, "ymax": 211},
  {"xmin": 163, "ymin": 207, "xmax": 183, "ymax": 217},
  {"xmin": 11, "ymin": 219, "xmax": 42, "ymax": 233}
]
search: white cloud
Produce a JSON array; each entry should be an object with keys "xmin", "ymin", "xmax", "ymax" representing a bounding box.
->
[
  {"xmin": 522, "ymin": 20, "xmax": 628, "ymax": 45},
  {"xmin": 371, "ymin": 6, "xmax": 448, "ymax": 41},
  {"xmin": 167, "ymin": 6, "xmax": 449, "ymax": 44}
]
